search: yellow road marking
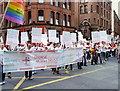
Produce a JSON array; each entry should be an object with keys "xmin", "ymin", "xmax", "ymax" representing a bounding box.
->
[
  {"xmin": 13, "ymin": 76, "xmax": 25, "ymax": 90},
  {"xmin": 6, "ymin": 76, "xmax": 67, "ymax": 79},
  {"xmin": 20, "ymin": 67, "xmax": 105, "ymax": 90}
]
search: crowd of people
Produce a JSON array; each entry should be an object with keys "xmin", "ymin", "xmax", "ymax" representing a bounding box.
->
[{"xmin": 0, "ymin": 40, "xmax": 118, "ymax": 85}]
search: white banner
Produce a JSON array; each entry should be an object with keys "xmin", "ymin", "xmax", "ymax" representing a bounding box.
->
[
  {"xmin": 6, "ymin": 29, "xmax": 19, "ymax": 49},
  {"xmin": 3, "ymin": 48, "xmax": 83, "ymax": 73},
  {"xmin": 92, "ymin": 31, "xmax": 100, "ymax": 43},
  {"xmin": 71, "ymin": 33, "xmax": 76, "ymax": 42},
  {"xmin": 21, "ymin": 32, "xmax": 28, "ymax": 44},
  {"xmin": 32, "ymin": 28, "xmax": 42, "ymax": 43},
  {"xmin": 48, "ymin": 30, "xmax": 56, "ymax": 42}
]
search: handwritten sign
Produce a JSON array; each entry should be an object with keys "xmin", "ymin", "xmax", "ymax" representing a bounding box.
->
[
  {"xmin": 32, "ymin": 28, "xmax": 42, "ymax": 43},
  {"xmin": 21, "ymin": 32, "xmax": 28, "ymax": 44}
]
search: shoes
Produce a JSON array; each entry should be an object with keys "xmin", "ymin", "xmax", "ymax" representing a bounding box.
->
[
  {"xmin": 3, "ymin": 81, "xmax": 5, "ymax": 84},
  {"xmin": 8, "ymin": 76, "xmax": 12, "ymax": 79},
  {"xmin": 28, "ymin": 78, "xmax": 33, "ymax": 80},
  {"xmin": 0, "ymin": 81, "xmax": 5, "ymax": 85},
  {"xmin": 0, "ymin": 82, "xmax": 3, "ymax": 85},
  {"xmin": 32, "ymin": 72, "xmax": 35, "ymax": 75}
]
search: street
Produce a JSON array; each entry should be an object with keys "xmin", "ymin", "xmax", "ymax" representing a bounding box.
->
[{"xmin": 1, "ymin": 57, "xmax": 118, "ymax": 90}]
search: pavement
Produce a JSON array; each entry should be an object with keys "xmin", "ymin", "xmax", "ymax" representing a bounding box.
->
[{"xmin": 0, "ymin": 57, "xmax": 119, "ymax": 91}]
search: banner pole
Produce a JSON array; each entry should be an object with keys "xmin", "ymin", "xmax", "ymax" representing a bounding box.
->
[{"xmin": 0, "ymin": 0, "xmax": 10, "ymax": 28}]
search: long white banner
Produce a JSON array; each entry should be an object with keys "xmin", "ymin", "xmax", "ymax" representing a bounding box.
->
[{"xmin": 3, "ymin": 48, "xmax": 83, "ymax": 73}]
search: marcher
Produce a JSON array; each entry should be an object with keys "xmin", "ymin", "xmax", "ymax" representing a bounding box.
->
[{"xmin": 25, "ymin": 44, "xmax": 33, "ymax": 80}]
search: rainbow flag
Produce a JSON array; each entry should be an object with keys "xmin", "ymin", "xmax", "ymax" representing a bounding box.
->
[{"xmin": 4, "ymin": 0, "xmax": 25, "ymax": 25}]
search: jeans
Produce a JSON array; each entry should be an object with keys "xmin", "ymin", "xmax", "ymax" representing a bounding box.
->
[
  {"xmin": 0, "ymin": 65, "xmax": 6, "ymax": 82},
  {"xmin": 98, "ymin": 53, "xmax": 102, "ymax": 64},
  {"xmin": 82, "ymin": 56, "xmax": 87, "ymax": 66}
]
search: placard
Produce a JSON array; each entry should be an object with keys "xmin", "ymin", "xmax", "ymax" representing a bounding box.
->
[
  {"xmin": 6, "ymin": 29, "xmax": 19, "ymax": 49},
  {"xmin": 48, "ymin": 30, "xmax": 56, "ymax": 42},
  {"xmin": 21, "ymin": 32, "xmax": 28, "ymax": 44},
  {"xmin": 71, "ymin": 33, "xmax": 76, "ymax": 42},
  {"xmin": 92, "ymin": 31, "xmax": 100, "ymax": 43},
  {"xmin": 32, "ymin": 28, "xmax": 42, "ymax": 43}
]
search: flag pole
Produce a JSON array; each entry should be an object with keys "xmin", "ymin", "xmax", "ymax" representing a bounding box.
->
[{"xmin": 0, "ymin": 0, "xmax": 10, "ymax": 28}]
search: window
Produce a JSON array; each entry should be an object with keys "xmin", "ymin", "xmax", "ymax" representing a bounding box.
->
[
  {"xmin": 38, "ymin": 0, "xmax": 44, "ymax": 4},
  {"xmin": 51, "ymin": 11, "xmax": 54, "ymax": 24},
  {"xmin": 96, "ymin": 5, "xmax": 99, "ymax": 13},
  {"xmin": 104, "ymin": 20, "xmax": 105, "ymax": 27},
  {"xmin": 91, "ymin": 5, "xmax": 93, "ymax": 12},
  {"xmin": 10, "ymin": 21, "xmax": 12, "ymax": 27},
  {"xmin": 84, "ymin": 28, "xmax": 87, "ymax": 38},
  {"xmin": 6, "ymin": 20, "xmax": 8, "ymax": 27},
  {"xmin": 106, "ymin": 21, "xmax": 108, "ymax": 28},
  {"xmin": 94, "ymin": 18, "xmax": 96, "ymax": 24},
  {"xmin": 68, "ymin": 15, "xmax": 71, "ymax": 26},
  {"xmin": 100, "ymin": 18, "xmax": 103, "ymax": 26},
  {"xmin": 89, "ymin": 18, "xmax": 90, "ymax": 23},
  {"xmin": 84, "ymin": 5, "xmax": 87, "ymax": 13},
  {"xmin": 28, "ymin": 0, "xmax": 31, "ymax": 5},
  {"xmin": 56, "ymin": 0, "xmax": 59, "ymax": 7},
  {"xmin": 68, "ymin": 0, "xmax": 71, "ymax": 10},
  {"xmin": 38, "ymin": 10, "xmax": 44, "ymax": 21},
  {"xmin": 63, "ymin": 14, "xmax": 66, "ymax": 26},
  {"xmin": 98, "ymin": 19, "xmax": 99, "ymax": 25},
  {"xmin": 56, "ymin": 13, "xmax": 59, "ymax": 25},
  {"xmin": 104, "ymin": 10, "xmax": 105, "ymax": 17},
  {"xmin": 106, "ymin": 12, "xmax": 108, "ymax": 19},
  {"xmin": 51, "ymin": 0, "xmax": 54, "ymax": 5},
  {"xmin": 104, "ymin": 2, "xmax": 105, "ymax": 8},
  {"xmin": 63, "ymin": 0, "xmax": 66, "ymax": 8},
  {"xmin": 101, "ymin": 8, "xmax": 103, "ymax": 15},
  {"xmin": 80, "ymin": 6, "xmax": 83, "ymax": 14},
  {"xmin": 28, "ymin": 11, "xmax": 31, "ymax": 24}
]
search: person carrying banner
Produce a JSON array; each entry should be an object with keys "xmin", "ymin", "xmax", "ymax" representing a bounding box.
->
[
  {"xmin": 77, "ymin": 41, "xmax": 83, "ymax": 69},
  {"xmin": 25, "ymin": 44, "xmax": 33, "ymax": 80},
  {"xmin": 0, "ymin": 44, "xmax": 9, "ymax": 85}
]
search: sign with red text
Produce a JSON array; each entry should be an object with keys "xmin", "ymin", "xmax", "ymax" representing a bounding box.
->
[{"xmin": 3, "ymin": 48, "xmax": 83, "ymax": 73}]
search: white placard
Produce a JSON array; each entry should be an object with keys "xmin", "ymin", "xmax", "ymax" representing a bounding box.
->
[
  {"xmin": 107, "ymin": 35, "xmax": 112, "ymax": 43},
  {"xmin": 41, "ymin": 34, "xmax": 47, "ymax": 45},
  {"xmin": 100, "ymin": 31, "xmax": 107, "ymax": 42},
  {"xmin": 32, "ymin": 28, "xmax": 42, "ymax": 43},
  {"xmin": 92, "ymin": 31, "xmax": 100, "ymax": 43},
  {"xmin": 21, "ymin": 32, "xmax": 28, "ymax": 44},
  {"xmin": 0, "ymin": 36, "xmax": 3, "ymax": 43},
  {"xmin": 55, "ymin": 38, "xmax": 59, "ymax": 43},
  {"xmin": 71, "ymin": 33, "xmax": 76, "ymax": 42},
  {"xmin": 6, "ymin": 29, "xmax": 19, "ymax": 49},
  {"xmin": 48, "ymin": 30, "xmax": 56, "ymax": 42},
  {"xmin": 63, "ymin": 31, "xmax": 72, "ymax": 47},
  {"xmin": 78, "ymin": 32, "xmax": 83, "ymax": 41}
]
